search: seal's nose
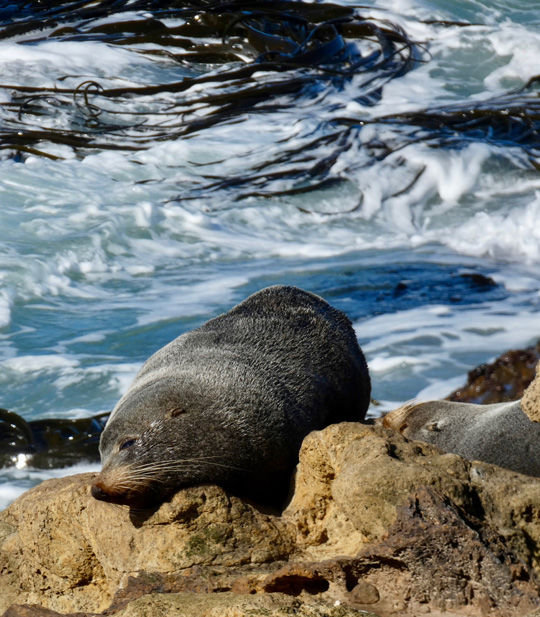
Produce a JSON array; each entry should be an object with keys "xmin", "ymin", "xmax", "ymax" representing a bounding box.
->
[{"xmin": 91, "ymin": 482, "xmax": 109, "ymax": 501}]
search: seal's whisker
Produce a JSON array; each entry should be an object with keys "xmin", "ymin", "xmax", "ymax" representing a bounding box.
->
[
  {"xmin": 122, "ymin": 456, "xmax": 224, "ymax": 472},
  {"xmin": 108, "ymin": 458, "xmax": 250, "ymax": 482},
  {"xmin": 171, "ymin": 459, "xmax": 249, "ymax": 472},
  {"xmin": 133, "ymin": 458, "xmax": 248, "ymax": 472}
]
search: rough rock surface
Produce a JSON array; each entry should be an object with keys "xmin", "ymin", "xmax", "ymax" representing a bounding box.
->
[
  {"xmin": 3, "ymin": 593, "xmax": 379, "ymax": 617},
  {"xmin": 447, "ymin": 342, "xmax": 540, "ymax": 404},
  {"xmin": 0, "ymin": 476, "xmax": 294, "ymax": 614},
  {"xmin": 3, "ymin": 421, "xmax": 540, "ymax": 617}
]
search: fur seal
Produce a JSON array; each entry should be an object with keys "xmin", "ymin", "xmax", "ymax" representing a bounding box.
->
[
  {"xmin": 91, "ymin": 285, "xmax": 371, "ymax": 507},
  {"xmin": 383, "ymin": 399, "xmax": 540, "ymax": 477}
]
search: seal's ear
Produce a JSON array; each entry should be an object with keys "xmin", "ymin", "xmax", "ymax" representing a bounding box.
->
[{"xmin": 170, "ymin": 407, "xmax": 186, "ymax": 418}]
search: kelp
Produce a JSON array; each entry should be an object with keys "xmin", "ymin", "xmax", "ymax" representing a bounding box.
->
[
  {"xmin": 373, "ymin": 86, "xmax": 540, "ymax": 156},
  {"xmin": 172, "ymin": 88, "xmax": 540, "ymax": 203},
  {"xmin": 1, "ymin": 0, "xmax": 540, "ymax": 202},
  {"xmin": 0, "ymin": 1, "xmax": 417, "ymax": 158},
  {"xmin": 0, "ymin": 407, "xmax": 107, "ymax": 468}
]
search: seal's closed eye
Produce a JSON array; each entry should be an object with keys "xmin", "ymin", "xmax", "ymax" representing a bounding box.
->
[
  {"xmin": 119, "ymin": 438, "xmax": 137, "ymax": 451},
  {"xmin": 170, "ymin": 408, "xmax": 186, "ymax": 418}
]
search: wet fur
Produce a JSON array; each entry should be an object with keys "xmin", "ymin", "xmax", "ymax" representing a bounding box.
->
[{"xmin": 92, "ymin": 285, "xmax": 371, "ymax": 507}]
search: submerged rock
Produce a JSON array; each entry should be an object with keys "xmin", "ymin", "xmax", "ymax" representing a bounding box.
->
[
  {"xmin": 2, "ymin": 422, "xmax": 540, "ymax": 617},
  {"xmin": 447, "ymin": 341, "xmax": 540, "ymax": 404},
  {"xmin": 0, "ymin": 408, "xmax": 107, "ymax": 469}
]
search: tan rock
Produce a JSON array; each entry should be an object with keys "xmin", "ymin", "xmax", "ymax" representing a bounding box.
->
[
  {"xmin": 112, "ymin": 592, "xmax": 378, "ymax": 617},
  {"xmin": 290, "ymin": 423, "xmax": 540, "ymax": 575},
  {"xmin": 0, "ymin": 476, "xmax": 294, "ymax": 614},
  {"xmin": 2, "ymin": 423, "xmax": 540, "ymax": 616},
  {"xmin": 0, "ymin": 474, "xmax": 107, "ymax": 613},
  {"xmin": 286, "ymin": 422, "xmax": 476, "ymax": 556},
  {"xmin": 355, "ymin": 485, "xmax": 539, "ymax": 617},
  {"xmin": 2, "ymin": 593, "xmax": 379, "ymax": 617},
  {"xmin": 523, "ymin": 361, "xmax": 540, "ymax": 422}
]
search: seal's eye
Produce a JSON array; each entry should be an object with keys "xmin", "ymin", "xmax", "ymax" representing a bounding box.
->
[
  {"xmin": 170, "ymin": 407, "xmax": 186, "ymax": 417},
  {"xmin": 119, "ymin": 438, "xmax": 137, "ymax": 451}
]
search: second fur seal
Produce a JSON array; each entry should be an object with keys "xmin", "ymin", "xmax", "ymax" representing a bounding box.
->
[
  {"xmin": 91, "ymin": 285, "xmax": 371, "ymax": 507},
  {"xmin": 383, "ymin": 399, "xmax": 540, "ymax": 477}
]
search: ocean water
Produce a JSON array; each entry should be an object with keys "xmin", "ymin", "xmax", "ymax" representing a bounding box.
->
[{"xmin": 1, "ymin": 0, "xmax": 540, "ymax": 508}]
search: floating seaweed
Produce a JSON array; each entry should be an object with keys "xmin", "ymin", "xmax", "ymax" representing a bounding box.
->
[
  {"xmin": 0, "ymin": 2, "xmax": 417, "ymax": 163},
  {"xmin": 1, "ymin": 1, "xmax": 540, "ymax": 203},
  {"xmin": 0, "ymin": 407, "xmax": 108, "ymax": 469}
]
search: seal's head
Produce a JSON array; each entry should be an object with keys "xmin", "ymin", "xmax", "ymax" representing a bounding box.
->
[
  {"xmin": 382, "ymin": 399, "xmax": 473, "ymax": 451},
  {"xmin": 382, "ymin": 400, "xmax": 449, "ymax": 438},
  {"xmin": 90, "ymin": 378, "xmax": 254, "ymax": 508}
]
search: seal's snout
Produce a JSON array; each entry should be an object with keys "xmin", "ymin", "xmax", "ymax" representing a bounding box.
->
[
  {"xmin": 91, "ymin": 482, "xmax": 110, "ymax": 502},
  {"xmin": 383, "ymin": 400, "xmax": 421, "ymax": 434},
  {"xmin": 90, "ymin": 473, "xmax": 150, "ymax": 507}
]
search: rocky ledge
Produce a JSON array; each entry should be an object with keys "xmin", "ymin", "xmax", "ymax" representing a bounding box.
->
[{"xmin": 3, "ymin": 366, "xmax": 540, "ymax": 617}]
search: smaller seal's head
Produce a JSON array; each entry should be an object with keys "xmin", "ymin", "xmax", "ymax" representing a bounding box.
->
[
  {"xmin": 383, "ymin": 400, "xmax": 454, "ymax": 440},
  {"xmin": 383, "ymin": 400, "xmax": 426, "ymax": 436}
]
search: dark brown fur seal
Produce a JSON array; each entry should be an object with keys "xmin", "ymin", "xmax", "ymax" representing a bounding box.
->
[
  {"xmin": 384, "ymin": 399, "xmax": 540, "ymax": 477},
  {"xmin": 91, "ymin": 285, "xmax": 371, "ymax": 507}
]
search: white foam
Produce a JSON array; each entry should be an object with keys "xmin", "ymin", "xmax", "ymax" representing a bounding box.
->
[
  {"xmin": 0, "ymin": 484, "xmax": 29, "ymax": 510},
  {"xmin": 1, "ymin": 355, "xmax": 79, "ymax": 372},
  {"xmin": 369, "ymin": 355, "xmax": 429, "ymax": 372},
  {"xmin": 415, "ymin": 375, "xmax": 471, "ymax": 401},
  {"xmin": 485, "ymin": 25, "xmax": 540, "ymax": 89},
  {"xmin": 0, "ymin": 290, "xmax": 12, "ymax": 329},
  {"xmin": 404, "ymin": 143, "xmax": 492, "ymax": 204},
  {"xmin": 135, "ymin": 276, "xmax": 250, "ymax": 327},
  {"xmin": 445, "ymin": 193, "xmax": 540, "ymax": 265},
  {"xmin": 0, "ymin": 462, "xmax": 100, "ymax": 511},
  {"xmin": 0, "ymin": 40, "xmax": 151, "ymax": 87}
]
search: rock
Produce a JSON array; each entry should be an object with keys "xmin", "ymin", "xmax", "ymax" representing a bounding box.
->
[
  {"xmin": 112, "ymin": 592, "xmax": 377, "ymax": 617},
  {"xmin": 0, "ymin": 475, "xmax": 294, "ymax": 614},
  {"xmin": 286, "ymin": 423, "xmax": 479, "ymax": 554},
  {"xmin": 447, "ymin": 342, "xmax": 540, "ymax": 404},
  {"xmin": 0, "ymin": 473, "xmax": 107, "ymax": 614},
  {"xmin": 0, "ymin": 408, "xmax": 106, "ymax": 470},
  {"xmin": 4, "ymin": 594, "xmax": 377, "ymax": 617},
  {"xmin": 355, "ymin": 486, "xmax": 539, "ymax": 616},
  {"xmin": 523, "ymin": 362, "xmax": 540, "ymax": 423},
  {"xmin": 3, "ymin": 607, "xmax": 69, "ymax": 617},
  {"xmin": 2, "ymin": 423, "xmax": 540, "ymax": 616}
]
